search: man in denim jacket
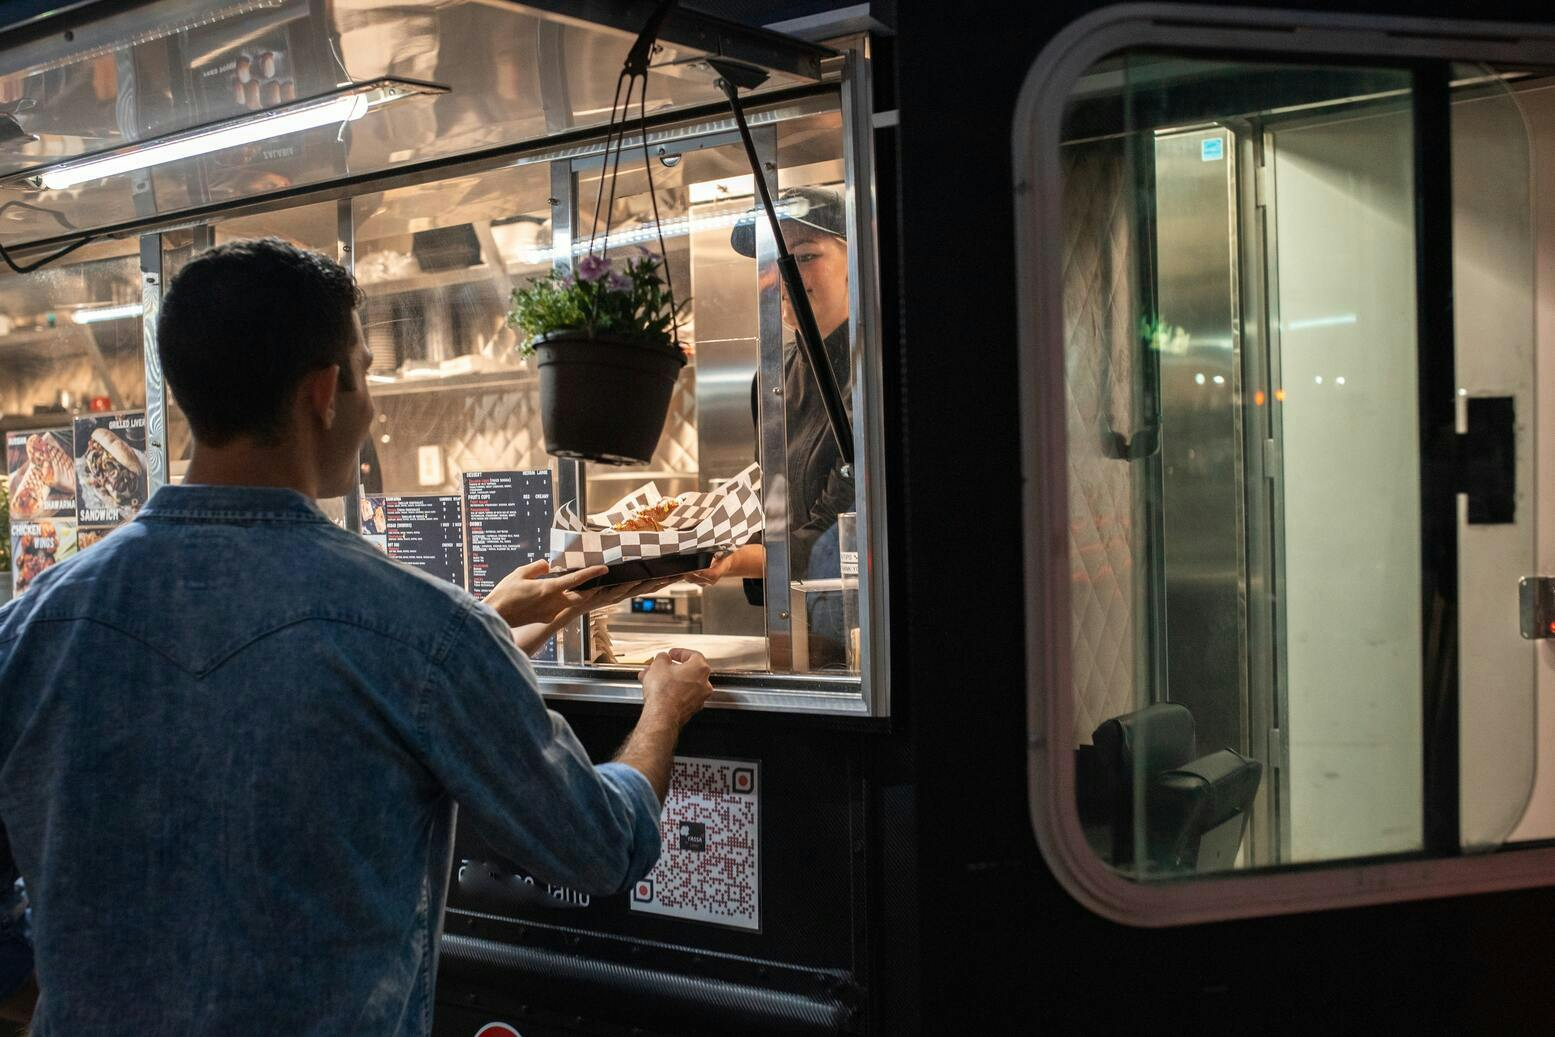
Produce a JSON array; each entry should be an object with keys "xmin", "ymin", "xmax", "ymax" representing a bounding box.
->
[{"xmin": 0, "ymin": 238, "xmax": 713, "ymax": 1035}]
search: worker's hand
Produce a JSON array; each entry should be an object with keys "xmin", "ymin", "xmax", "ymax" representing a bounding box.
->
[
  {"xmin": 639, "ymin": 649, "xmax": 714, "ymax": 728},
  {"xmin": 686, "ymin": 543, "xmax": 764, "ymax": 586},
  {"xmin": 484, "ymin": 559, "xmax": 608, "ymax": 628}
]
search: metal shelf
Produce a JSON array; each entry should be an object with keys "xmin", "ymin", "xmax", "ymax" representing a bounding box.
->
[
  {"xmin": 356, "ymin": 263, "xmax": 505, "ymax": 297},
  {"xmin": 366, "ymin": 367, "xmax": 537, "ymax": 397}
]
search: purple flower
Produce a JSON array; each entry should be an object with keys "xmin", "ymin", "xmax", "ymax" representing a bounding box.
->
[
  {"xmin": 606, "ymin": 272, "xmax": 630, "ymax": 292},
  {"xmin": 577, "ymin": 253, "xmax": 610, "ymax": 283}
]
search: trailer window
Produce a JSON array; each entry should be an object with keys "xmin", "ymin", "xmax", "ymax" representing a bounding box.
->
[
  {"xmin": 1021, "ymin": 31, "xmax": 1555, "ymax": 919},
  {"xmin": 335, "ymin": 109, "xmax": 872, "ymax": 695},
  {"xmin": 0, "ymin": 240, "xmax": 146, "ymax": 598}
]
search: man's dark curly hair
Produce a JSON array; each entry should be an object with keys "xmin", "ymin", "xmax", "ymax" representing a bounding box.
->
[{"xmin": 158, "ymin": 237, "xmax": 364, "ymax": 447}]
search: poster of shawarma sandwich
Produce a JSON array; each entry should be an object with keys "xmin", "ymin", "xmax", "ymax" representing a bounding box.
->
[
  {"xmin": 6, "ymin": 428, "xmax": 77, "ymax": 522},
  {"xmin": 72, "ymin": 412, "xmax": 148, "ymax": 551}
]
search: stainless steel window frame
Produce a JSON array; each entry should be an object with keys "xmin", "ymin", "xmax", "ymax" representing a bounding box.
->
[
  {"xmin": 141, "ymin": 233, "xmax": 166, "ymax": 497},
  {"xmin": 838, "ymin": 34, "xmax": 892, "ymax": 719},
  {"xmin": 1015, "ymin": 3, "xmax": 1555, "ymax": 926}
]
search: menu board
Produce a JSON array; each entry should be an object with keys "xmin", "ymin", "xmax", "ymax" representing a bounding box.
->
[
  {"xmin": 359, "ymin": 493, "xmax": 465, "ymax": 588},
  {"xmin": 73, "ymin": 412, "xmax": 148, "ymax": 550},
  {"xmin": 463, "ymin": 470, "xmax": 555, "ymax": 662}
]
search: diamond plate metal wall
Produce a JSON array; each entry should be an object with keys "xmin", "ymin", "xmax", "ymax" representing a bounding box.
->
[{"xmin": 1063, "ymin": 140, "xmax": 1145, "ymax": 744}]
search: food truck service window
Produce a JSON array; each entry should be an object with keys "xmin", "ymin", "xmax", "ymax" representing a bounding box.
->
[
  {"xmin": 0, "ymin": 0, "xmax": 879, "ymax": 715},
  {"xmin": 1018, "ymin": 9, "xmax": 1555, "ymax": 925},
  {"xmin": 139, "ymin": 89, "xmax": 885, "ymax": 717},
  {"xmin": 339, "ymin": 109, "xmax": 880, "ymax": 710}
]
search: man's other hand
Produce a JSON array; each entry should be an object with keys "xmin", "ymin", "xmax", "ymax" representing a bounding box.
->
[{"xmin": 638, "ymin": 649, "xmax": 714, "ymax": 728}]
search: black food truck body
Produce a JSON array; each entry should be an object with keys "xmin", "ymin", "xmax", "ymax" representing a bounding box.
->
[{"xmin": 3, "ymin": 0, "xmax": 1555, "ymax": 1033}]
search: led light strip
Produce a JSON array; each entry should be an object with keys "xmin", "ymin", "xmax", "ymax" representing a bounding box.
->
[
  {"xmin": 514, "ymin": 200, "xmax": 799, "ymax": 265},
  {"xmin": 18, "ymin": 77, "xmax": 446, "ymax": 192},
  {"xmin": 71, "ymin": 303, "xmax": 144, "ymax": 324}
]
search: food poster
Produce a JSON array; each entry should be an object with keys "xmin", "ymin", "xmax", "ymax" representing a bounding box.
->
[
  {"xmin": 73, "ymin": 412, "xmax": 147, "ymax": 550},
  {"xmin": 360, "ymin": 495, "xmax": 390, "ymax": 554},
  {"xmin": 12, "ymin": 518, "xmax": 76, "ymax": 596},
  {"xmin": 7, "ymin": 429, "xmax": 77, "ymax": 522}
]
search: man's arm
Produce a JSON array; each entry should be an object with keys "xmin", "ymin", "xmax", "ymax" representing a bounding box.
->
[
  {"xmin": 510, "ymin": 575, "xmax": 683, "ymax": 658},
  {"xmin": 615, "ymin": 649, "xmax": 714, "ymax": 804},
  {"xmin": 417, "ymin": 602, "xmax": 713, "ymax": 896}
]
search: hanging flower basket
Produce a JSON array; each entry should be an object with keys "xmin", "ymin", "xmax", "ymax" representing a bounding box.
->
[
  {"xmin": 505, "ymin": 16, "xmax": 689, "ymax": 467},
  {"xmin": 531, "ymin": 328, "xmax": 686, "ymax": 465},
  {"xmin": 508, "ymin": 251, "xmax": 688, "ymax": 465}
]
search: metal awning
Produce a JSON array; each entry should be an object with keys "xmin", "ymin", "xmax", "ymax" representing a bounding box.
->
[{"xmin": 0, "ymin": 0, "xmax": 833, "ymax": 250}]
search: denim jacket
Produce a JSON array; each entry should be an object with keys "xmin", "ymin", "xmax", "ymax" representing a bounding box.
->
[{"xmin": 0, "ymin": 484, "xmax": 661, "ymax": 1036}]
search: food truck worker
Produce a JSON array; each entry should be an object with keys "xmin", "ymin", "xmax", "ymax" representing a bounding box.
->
[
  {"xmin": 693, "ymin": 186, "xmax": 854, "ymax": 667},
  {"xmin": 0, "ymin": 238, "xmax": 713, "ymax": 1036}
]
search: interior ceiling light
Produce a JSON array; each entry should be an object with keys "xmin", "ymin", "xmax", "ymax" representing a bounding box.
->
[
  {"xmin": 515, "ymin": 199, "xmax": 799, "ymax": 265},
  {"xmin": 15, "ymin": 77, "xmax": 446, "ymax": 192},
  {"xmin": 71, "ymin": 303, "xmax": 144, "ymax": 324}
]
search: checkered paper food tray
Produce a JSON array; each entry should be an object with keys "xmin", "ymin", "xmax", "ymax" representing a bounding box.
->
[{"xmin": 549, "ymin": 462, "xmax": 763, "ymax": 571}]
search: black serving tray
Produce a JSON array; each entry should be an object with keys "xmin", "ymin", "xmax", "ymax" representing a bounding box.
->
[{"xmin": 563, "ymin": 551, "xmax": 716, "ymax": 591}]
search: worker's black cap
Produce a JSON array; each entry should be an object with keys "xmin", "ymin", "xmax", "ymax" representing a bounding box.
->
[{"xmin": 729, "ymin": 185, "xmax": 845, "ymax": 258}]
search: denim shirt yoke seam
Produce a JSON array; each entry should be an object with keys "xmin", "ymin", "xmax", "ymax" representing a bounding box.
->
[{"xmin": 13, "ymin": 610, "xmax": 451, "ymax": 678}]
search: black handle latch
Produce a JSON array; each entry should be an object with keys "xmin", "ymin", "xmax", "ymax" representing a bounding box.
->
[{"xmin": 1455, "ymin": 395, "xmax": 1516, "ymax": 524}]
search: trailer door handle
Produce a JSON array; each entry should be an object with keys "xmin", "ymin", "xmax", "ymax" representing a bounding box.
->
[{"xmin": 1453, "ymin": 395, "xmax": 1516, "ymax": 524}]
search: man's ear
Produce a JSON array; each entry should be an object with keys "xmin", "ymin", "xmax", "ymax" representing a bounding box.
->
[{"xmin": 302, "ymin": 364, "xmax": 342, "ymax": 430}]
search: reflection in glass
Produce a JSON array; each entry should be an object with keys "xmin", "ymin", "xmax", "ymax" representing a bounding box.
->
[{"xmin": 1062, "ymin": 53, "xmax": 1548, "ymax": 878}]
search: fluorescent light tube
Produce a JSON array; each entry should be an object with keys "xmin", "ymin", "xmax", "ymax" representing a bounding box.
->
[
  {"xmin": 24, "ymin": 78, "xmax": 444, "ymax": 192},
  {"xmin": 515, "ymin": 200, "xmax": 799, "ymax": 265},
  {"xmin": 72, "ymin": 303, "xmax": 144, "ymax": 324}
]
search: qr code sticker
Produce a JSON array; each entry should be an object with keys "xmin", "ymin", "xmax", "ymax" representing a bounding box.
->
[{"xmin": 629, "ymin": 755, "xmax": 759, "ymax": 931}]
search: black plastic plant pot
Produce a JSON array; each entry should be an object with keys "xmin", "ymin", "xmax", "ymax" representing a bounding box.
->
[{"xmin": 533, "ymin": 330, "xmax": 687, "ymax": 465}]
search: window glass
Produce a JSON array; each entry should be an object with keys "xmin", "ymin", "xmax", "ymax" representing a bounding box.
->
[
  {"xmin": 0, "ymin": 243, "xmax": 145, "ymax": 422},
  {"xmin": 0, "ymin": 241, "xmax": 145, "ymax": 595},
  {"xmin": 348, "ymin": 109, "xmax": 865, "ymax": 682},
  {"xmin": 1057, "ymin": 52, "xmax": 1542, "ymax": 880}
]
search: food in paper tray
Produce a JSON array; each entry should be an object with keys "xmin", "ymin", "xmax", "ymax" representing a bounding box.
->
[
  {"xmin": 611, "ymin": 497, "xmax": 681, "ymax": 532},
  {"xmin": 549, "ymin": 463, "xmax": 763, "ymax": 583}
]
